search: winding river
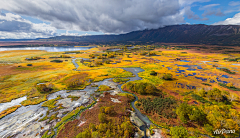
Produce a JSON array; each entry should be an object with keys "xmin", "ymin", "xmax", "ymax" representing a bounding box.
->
[
  {"xmin": 71, "ymin": 58, "xmax": 152, "ymax": 126},
  {"xmin": 72, "ymin": 58, "xmax": 153, "ymax": 137},
  {"xmin": 0, "ymin": 58, "xmax": 153, "ymax": 138}
]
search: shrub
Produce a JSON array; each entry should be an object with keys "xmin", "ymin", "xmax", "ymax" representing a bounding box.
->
[
  {"xmin": 94, "ymin": 61, "xmax": 103, "ymax": 66},
  {"xmin": 149, "ymin": 51, "xmax": 156, "ymax": 56},
  {"xmin": 65, "ymin": 73, "xmax": 89, "ymax": 88},
  {"xmin": 176, "ymin": 102, "xmax": 206, "ymax": 125},
  {"xmin": 170, "ymin": 126, "xmax": 188, "ymax": 138},
  {"xmin": 218, "ymin": 68, "xmax": 235, "ymax": 74},
  {"xmin": 107, "ymin": 53, "xmax": 115, "ymax": 58},
  {"xmin": 104, "ymin": 60, "xmax": 111, "ymax": 64},
  {"xmin": 219, "ymin": 83, "xmax": 240, "ymax": 91},
  {"xmin": 139, "ymin": 97, "xmax": 176, "ymax": 118},
  {"xmin": 42, "ymin": 96, "xmax": 62, "ymax": 110},
  {"xmin": 98, "ymin": 113, "xmax": 106, "ymax": 123},
  {"xmin": 161, "ymin": 73, "xmax": 173, "ymax": 80},
  {"xmin": 105, "ymin": 106, "xmax": 114, "ymax": 115},
  {"xmin": 140, "ymin": 52, "xmax": 147, "ymax": 55},
  {"xmin": 36, "ymin": 84, "xmax": 53, "ymax": 93},
  {"xmin": 97, "ymin": 85, "xmax": 111, "ymax": 92},
  {"xmin": 122, "ymin": 81, "xmax": 159, "ymax": 95},
  {"xmin": 112, "ymin": 78, "xmax": 129, "ymax": 84},
  {"xmin": 26, "ymin": 57, "xmax": 41, "ymax": 60},
  {"xmin": 60, "ymin": 55, "xmax": 71, "ymax": 58},
  {"xmin": 150, "ymin": 71, "xmax": 157, "ymax": 76},
  {"xmin": 67, "ymin": 95, "xmax": 80, "ymax": 101},
  {"xmin": 27, "ymin": 64, "xmax": 32, "ymax": 66},
  {"xmin": 89, "ymin": 54, "xmax": 95, "ymax": 59},
  {"xmin": 226, "ymin": 83, "xmax": 234, "ymax": 88},
  {"xmin": 50, "ymin": 60, "xmax": 63, "ymax": 63}
]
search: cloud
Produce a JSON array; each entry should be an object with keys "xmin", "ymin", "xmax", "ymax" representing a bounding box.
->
[
  {"xmin": 213, "ymin": 12, "xmax": 240, "ymax": 25},
  {"xmin": 183, "ymin": 6, "xmax": 208, "ymax": 20},
  {"xmin": 199, "ymin": 4, "xmax": 220, "ymax": 10},
  {"xmin": 0, "ymin": 0, "xmax": 186, "ymax": 34},
  {"xmin": 198, "ymin": 3, "xmax": 225, "ymax": 17},
  {"xmin": 0, "ymin": 12, "xmax": 57, "ymax": 39},
  {"xmin": 229, "ymin": 1, "xmax": 240, "ymax": 6},
  {"xmin": 202, "ymin": 8, "xmax": 225, "ymax": 17},
  {"xmin": 179, "ymin": 0, "xmax": 211, "ymax": 7}
]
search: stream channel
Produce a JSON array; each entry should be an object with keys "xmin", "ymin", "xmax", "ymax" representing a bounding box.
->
[{"xmin": 0, "ymin": 58, "xmax": 152, "ymax": 138}]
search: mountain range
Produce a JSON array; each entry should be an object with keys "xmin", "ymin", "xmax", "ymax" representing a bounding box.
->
[{"xmin": 3, "ymin": 24, "xmax": 240, "ymax": 46}]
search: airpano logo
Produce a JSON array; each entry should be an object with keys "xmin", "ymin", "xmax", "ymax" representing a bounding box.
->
[{"xmin": 213, "ymin": 129, "xmax": 235, "ymax": 135}]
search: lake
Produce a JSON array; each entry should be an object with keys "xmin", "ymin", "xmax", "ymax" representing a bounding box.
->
[{"xmin": 0, "ymin": 46, "xmax": 96, "ymax": 52}]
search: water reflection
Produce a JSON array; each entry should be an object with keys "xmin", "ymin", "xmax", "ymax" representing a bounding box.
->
[{"xmin": 0, "ymin": 46, "xmax": 96, "ymax": 52}]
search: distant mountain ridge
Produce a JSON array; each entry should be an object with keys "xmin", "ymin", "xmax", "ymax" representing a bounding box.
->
[
  {"xmin": 44, "ymin": 24, "xmax": 240, "ymax": 45},
  {"xmin": 3, "ymin": 24, "xmax": 240, "ymax": 45}
]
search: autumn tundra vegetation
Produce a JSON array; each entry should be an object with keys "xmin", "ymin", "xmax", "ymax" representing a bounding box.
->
[{"xmin": 0, "ymin": 44, "xmax": 240, "ymax": 138}]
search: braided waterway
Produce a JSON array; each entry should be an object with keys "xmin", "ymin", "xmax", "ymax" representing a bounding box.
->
[{"xmin": 0, "ymin": 57, "xmax": 153, "ymax": 138}]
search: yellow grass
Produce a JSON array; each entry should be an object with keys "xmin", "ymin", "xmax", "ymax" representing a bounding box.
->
[{"xmin": 0, "ymin": 105, "xmax": 21, "ymax": 119}]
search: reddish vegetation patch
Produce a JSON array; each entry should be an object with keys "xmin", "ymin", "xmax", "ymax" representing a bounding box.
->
[
  {"xmin": 0, "ymin": 64, "xmax": 52, "ymax": 77},
  {"xmin": 57, "ymin": 92, "xmax": 132, "ymax": 138},
  {"xmin": 0, "ymin": 65, "xmax": 28, "ymax": 76}
]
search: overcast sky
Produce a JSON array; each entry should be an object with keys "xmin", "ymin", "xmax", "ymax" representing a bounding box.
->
[{"xmin": 0, "ymin": 0, "xmax": 240, "ymax": 39}]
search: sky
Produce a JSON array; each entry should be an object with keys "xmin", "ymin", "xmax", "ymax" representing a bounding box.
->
[{"xmin": 0, "ymin": 0, "xmax": 240, "ymax": 39}]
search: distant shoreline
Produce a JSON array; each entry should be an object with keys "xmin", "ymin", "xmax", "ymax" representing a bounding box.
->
[{"xmin": 0, "ymin": 45, "xmax": 96, "ymax": 48}]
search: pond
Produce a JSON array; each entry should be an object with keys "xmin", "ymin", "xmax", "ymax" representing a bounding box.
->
[{"xmin": 0, "ymin": 46, "xmax": 96, "ymax": 52}]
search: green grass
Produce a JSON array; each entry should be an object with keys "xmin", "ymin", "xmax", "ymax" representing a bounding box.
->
[
  {"xmin": 138, "ymin": 70, "xmax": 163, "ymax": 85},
  {"xmin": 97, "ymin": 85, "xmax": 112, "ymax": 92},
  {"xmin": 191, "ymin": 94, "xmax": 212, "ymax": 104},
  {"xmin": 112, "ymin": 78, "xmax": 130, "ymax": 84},
  {"xmin": 55, "ymin": 106, "xmax": 86, "ymax": 128},
  {"xmin": 42, "ymin": 96, "xmax": 62, "ymax": 110},
  {"xmin": 50, "ymin": 60, "xmax": 63, "ymax": 63},
  {"xmin": 218, "ymin": 83, "xmax": 240, "ymax": 91},
  {"xmin": 218, "ymin": 68, "xmax": 236, "ymax": 74},
  {"xmin": 67, "ymin": 95, "xmax": 80, "ymax": 101},
  {"xmin": 202, "ymin": 83, "xmax": 212, "ymax": 86},
  {"xmin": 55, "ymin": 100, "xmax": 97, "ymax": 135},
  {"xmin": 42, "ymin": 129, "xmax": 55, "ymax": 138}
]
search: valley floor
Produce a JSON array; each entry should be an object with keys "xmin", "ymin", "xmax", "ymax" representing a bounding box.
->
[{"xmin": 0, "ymin": 44, "xmax": 240, "ymax": 138}]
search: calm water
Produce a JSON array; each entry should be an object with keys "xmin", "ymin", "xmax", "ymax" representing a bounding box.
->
[{"xmin": 0, "ymin": 46, "xmax": 96, "ymax": 52}]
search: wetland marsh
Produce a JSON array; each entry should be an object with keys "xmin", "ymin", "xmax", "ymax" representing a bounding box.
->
[{"xmin": 0, "ymin": 44, "xmax": 240, "ymax": 138}]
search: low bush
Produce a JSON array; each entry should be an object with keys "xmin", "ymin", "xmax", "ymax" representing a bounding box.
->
[
  {"xmin": 36, "ymin": 84, "xmax": 53, "ymax": 93},
  {"xmin": 67, "ymin": 95, "xmax": 80, "ymax": 101},
  {"xmin": 122, "ymin": 80, "xmax": 160, "ymax": 95},
  {"xmin": 161, "ymin": 73, "xmax": 173, "ymax": 80},
  {"xmin": 60, "ymin": 55, "xmax": 71, "ymax": 58},
  {"xmin": 64, "ymin": 73, "xmax": 89, "ymax": 89},
  {"xmin": 50, "ymin": 60, "xmax": 63, "ymax": 63},
  {"xmin": 112, "ymin": 78, "xmax": 130, "ymax": 84},
  {"xmin": 218, "ymin": 68, "xmax": 235, "ymax": 74},
  {"xmin": 42, "ymin": 96, "xmax": 62, "ymax": 110},
  {"xmin": 139, "ymin": 97, "xmax": 177, "ymax": 118},
  {"xmin": 150, "ymin": 71, "xmax": 157, "ymax": 76},
  {"xmin": 219, "ymin": 83, "xmax": 240, "ymax": 91},
  {"xmin": 97, "ymin": 85, "xmax": 112, "ymax": 92}
]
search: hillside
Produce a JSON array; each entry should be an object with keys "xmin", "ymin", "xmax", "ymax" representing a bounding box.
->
[{"xmin": 43, "ymin": 24, "xmax": 240, "ymax": 45}]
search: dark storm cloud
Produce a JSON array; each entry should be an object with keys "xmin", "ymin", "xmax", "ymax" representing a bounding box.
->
[
  {"xmin": 0, "ymin": 12, "xmax": 56, "ymax": 39},
  {"xmin": 0, "ymin": 20, "xmax": 31, "ymax": 32},
  {"xmin": 0, "ymin": 0, "xmax": 185, "ymax": 33}
]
